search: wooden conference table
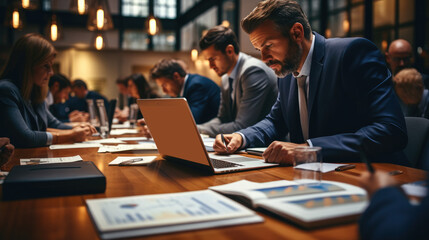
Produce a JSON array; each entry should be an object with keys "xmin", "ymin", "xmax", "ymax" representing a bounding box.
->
[{"xmin": 0, "ymin": 136, "xmax": 427, "ymax": 240}]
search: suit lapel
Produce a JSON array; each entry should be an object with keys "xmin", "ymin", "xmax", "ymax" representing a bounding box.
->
[{"xmin": 307, "ymin": 32, "xmax": 325, "ymax": 135}]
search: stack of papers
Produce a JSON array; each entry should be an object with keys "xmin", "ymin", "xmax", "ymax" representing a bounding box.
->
[
  {"xmin": 86, "ymin": 138, "xmax": 126, "ymax": 144},
  {"xmin": 20, "ymin": 155, "xmax": 83, "ymax": 165}
]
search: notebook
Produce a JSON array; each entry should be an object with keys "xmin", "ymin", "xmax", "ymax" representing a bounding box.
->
[{"xmin": 137, "ymin": 98, "xmax": 278, "ymax": 174}]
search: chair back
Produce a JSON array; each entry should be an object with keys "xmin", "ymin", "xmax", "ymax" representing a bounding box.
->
[{"xmin": 404, "ymin": 117, "xmax": 429, "ymax": 169}]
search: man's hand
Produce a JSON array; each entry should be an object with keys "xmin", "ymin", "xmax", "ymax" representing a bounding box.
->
[
  {"xmin": 213, "ymin": 133, "xmax": 243, "ymax": 154},
  {"xmin": 69, "ymin": 110, "xmax": 89, "ymax": 122},
  {"xmin": 263, "ymin": 141, "xmax": 308, "ymax": 165},
  {"xmin": 359, "ymin": 171, "xmax": 398, "ymax": 198},
  {"xmin": 137, "ymin": 118, "xmax": 152, "ymax": 138}
]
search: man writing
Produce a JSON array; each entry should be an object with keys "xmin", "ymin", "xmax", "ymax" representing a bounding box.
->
[{"xmin": 214, "ymin": 0, "xmax": 408, "ymax": 165}]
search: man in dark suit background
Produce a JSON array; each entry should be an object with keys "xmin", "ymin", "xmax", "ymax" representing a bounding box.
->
[
  {"xmin": 150, "ymin": 59, "xmax": 220, "ymax": 124},
  {"xmin": 197, "ymin": 26, "xmax": 278, "ymax": 137},
  {"xmin": 213, "ymin": 0, "xmax": 408, "ymax": 165},
  {"xmin": 67, "ymin": 79, "xmax": 109, "ymax": 113}
]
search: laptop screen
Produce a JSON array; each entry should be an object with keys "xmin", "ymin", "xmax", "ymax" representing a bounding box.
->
[{"xmin": 137, "ymin": 98, "xmax": 211, "ymax": 167}]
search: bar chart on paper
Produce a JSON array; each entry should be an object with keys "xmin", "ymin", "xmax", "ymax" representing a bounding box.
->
[{"xmin": 86, "ymin": 190, "xmax": 256, "ymax": 232}]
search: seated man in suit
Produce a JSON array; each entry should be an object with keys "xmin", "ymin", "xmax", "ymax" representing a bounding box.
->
[
  {"xmin": 359, "ymin": 170, "xmax": 429, "ymax": 239},
  {"xmin": 47, "ymin": 74, "xmax": 88, "ymax": 122},
  {"xmin": 150, "ymin": 59, "xmax": 220, "ymax": 124},
  {"xmin": 213, "ymin": 0, "xmax": 408, "ymax": 165},
  {"xmin": 386, "ymin": 39, "xmax": 429, "ymax": 89},
  {"xmin": 197, "ymin": 26, "xmax": 278, "ymax": 137},
  {"xmin": 0, "ymin": 137, "xmax": 14, "ymax": 170},
  {"xmin": 67, "ymin": 79, "xmax": 109, "ymax": 113}
]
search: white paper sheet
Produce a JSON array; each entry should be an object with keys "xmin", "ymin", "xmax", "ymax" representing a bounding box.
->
[
  {"xmin": 110, "ymin": 129, "xmax": 139, "ymax": 135},
  {"xmin": 20, "ymin": 155, "xmax": 83, "ymax": 165},
  {"xmin": 49, "ymin": 143, "xmax": 102, "ymax": 149},
  {"xmin": 108, "ymin": 156, "xmax": 157, "ymax": 166},
  {"xmin": 86, "ymin": 138, "xmax": 126, "ymax": 144},
  {"xmin": 402, "ymin": 181, "xmax": 427, "ymax": 197},
  {"xmin": 98, "ymin": 143, "xmax": 157, "ymax": 153},
  {"xmin": 294, "ymin": 163, "xmax": 350, "ymax": 173}
]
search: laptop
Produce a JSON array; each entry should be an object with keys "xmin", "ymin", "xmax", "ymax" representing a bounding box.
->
[{"xmin": 137, "ymin": 98, "xmax": 278, "ymax": 174}]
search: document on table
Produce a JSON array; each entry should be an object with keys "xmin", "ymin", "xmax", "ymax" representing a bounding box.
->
[
  {"xmin": 0, "ymin": 172, "xmax": 8, "ymax": 184},
  {"xmin": 294, "ymin": 163, "xmax": 350, "ymax": 173},
  {"xmin": 20, "ymin": 155, "xmax": 83, "ymax": 165},
  {"xmin": 98, "ymin": 143, "xmax": 157, "ymax": 153},
  {"xmin": 111, "ymin": 122, "xmax": 131, "ymax": 129},
  {"xmin": 86, "ymin": 138, "xmax": 126, "ymax": 144},
  {"xmin": 110, "ymin": 129, "xmax": 140, "ymax": 135},
  {"xmin": 202, "ymin": 137, "xmax": 215, "ymax": 152},
  {"xmin": 50, "ymin": 143, "xmax": 102, "ymax": 149},
  {"xmin": 108, "ymin": 156, "xmax": 157, "ymax": 166},
  {"xmin": 86, "ymin": 190, "xmax": 262, "ymax": 239},
  {"xmin": 402, "ymin": 181, "xmax": 427, "ymax": 197},
  {"xmin": 116, "ymin": 137, "xmax": 154, "ymax": 142}
]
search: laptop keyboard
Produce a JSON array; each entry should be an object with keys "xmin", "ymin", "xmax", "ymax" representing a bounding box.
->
[{"xmin": 210, "ymin": 158, "xmax": 243, "ymax": 168}]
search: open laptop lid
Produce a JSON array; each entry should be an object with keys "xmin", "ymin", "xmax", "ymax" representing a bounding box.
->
[{"xmin": 137, "ymin": 98, "xmax": 212, "ymax": 169}]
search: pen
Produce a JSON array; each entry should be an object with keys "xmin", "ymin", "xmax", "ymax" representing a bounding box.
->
[
  {"xmin": 388, "ymin": 170, "xmax": 403, "ymax": 176},
  {"xmin": 335, "ymin": 164, "xmax": 356, "ymax": 171},
  {"xmin": 119, "ymin": 158, "xmax": 144, "ymax": 166},
  {"xmin": 360, "ymin": 149, "xmax": 374, "ymax": 173},
  {"xmin": 220, "ymin": 134, "xmax": 228, "ymax": 152}
]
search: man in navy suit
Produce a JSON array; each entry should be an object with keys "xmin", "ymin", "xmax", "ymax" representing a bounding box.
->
[
  {"xmin": 67, "ymin": 79, "xmax": 109, "ymax": 113},
  {"xmin": 213, "ymin": 0, "xmax": 408, "ymax": 165},
  {"xmin": 359, "ymin": 170, "xmax": 429, "ymax": 239},
  {"xmin": 150, "ymin": 59, "xmax": 220, "ymax": 124}
]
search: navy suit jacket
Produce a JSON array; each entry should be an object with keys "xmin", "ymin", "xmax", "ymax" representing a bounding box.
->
[
  {"xmin": 0, "ymin": 80, "xmax": 71, "ymax": 148},
  {"xmin": 183, "ymin": 74, "xmax": 220, "ymax": 124},
  {"xmin": 240, "ymin": 32, "xmax": 408, "ymax": 165},
  {"xmin": 359, "ymin": 175, "xmax": 429, "ymax": 240},
  {"xmin": 67, "ymin": 90, "xmax": 109, "ymax": 113}
]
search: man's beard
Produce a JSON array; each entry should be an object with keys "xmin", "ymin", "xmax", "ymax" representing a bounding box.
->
[{"xmin": 267, "ymin": 39, "xmax": 302, "ymax": 78}]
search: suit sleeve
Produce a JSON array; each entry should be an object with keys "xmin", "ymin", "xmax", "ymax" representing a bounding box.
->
[
  {"xmin": 45, "ymin": 104, "xmax": 72, "ymax": 130},
  {"xmin": 310, "ymin": 39, "xmax": 407, "ymax": 160},
  {"xmin": 0, "ymin": 85, "xmax": 48, "ymax": 148},
  {"xmin": 198, "ymin": 67, "xmax": 275, "ymax": 136},
  {"xmin": 185, "ymin": 82, "xmax": 213, "ymax": 124},
  {"xmin": 359, "ymin": 178, "xmax": 429, "ymax": 239}
]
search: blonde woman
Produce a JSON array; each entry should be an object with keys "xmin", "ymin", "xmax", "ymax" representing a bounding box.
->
[{"xmin": 0, "ymin": 33, "xmax": 95, "ymax": 148}]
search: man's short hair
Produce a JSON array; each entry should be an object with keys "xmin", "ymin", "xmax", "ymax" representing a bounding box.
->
[
  {"xmin": 72, "ymin": 79, "xmax": 88, "ymax": 89},
  {"xmin": 199, "ymin": 25, "xmax": 240, "ymax": 54},
  {"xmin": 394, "ymin": 68, "xmax": 424, "ymax": 105},
  {"xmin": 241, "ymin": 0, "xmax": 312, "ymax": 40},
  {"xmin": 49, "ymin": 74, "xmax": 71, "ymax": 90},
  {"xmin": 150, "ymin": 59, "xmax": 187, "ymax": 80}
]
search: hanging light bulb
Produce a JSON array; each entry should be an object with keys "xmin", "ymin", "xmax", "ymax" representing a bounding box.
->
[
  {"xmin": 70, "ymin": 0, "xmax": 88, "ymax": 15},
  {"xmin": 191, "ymin": 49, "xmax": 198, "ymax": 62},
  {"xmin": 22, "ymin": 0, "xmax": 30, "ymax": 8},
  {"xmin": 12, "ymin": 10, "xmax": 20, "ymax": 29},
  {"xmin": 87, "ymin": 0, "xmax": 113, "ymax": 31},
  {"xmin": 93, "ymin": 32, "xmax": 106, "ymax": 50},
  {"xmin": 146, "ymin": 16, "xmax": 161, "ymax": 36},
  {"xmin": 96, "ymin": 8, "xmax": 104, "ymax": 29},
  {"xmin": 48, "ymin": 15, "xmax": 61, "ymax": 41}
]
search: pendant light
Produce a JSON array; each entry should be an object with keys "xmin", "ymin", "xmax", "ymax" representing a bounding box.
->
[
  {"xmin": 87, "ymin": 0, "xmax": 113, "ymax": 31},
  {"xmin": 46, "ymin": 14, "xmax": 62, "ymax": 41},
  {"xmin": 5, "ymin": 5, "xmax": 25, "ymax": 30},
  {"xmin": 93, "ymin": 32, "xmax": 106, "ymax": 50},
  {"xmin": 146, "ymin": 15, "xmax": 161, "ymax": 36},
  {"xmin": 21, "ymin": 0, "xmax": 38, "ymax": 10},
  {"xmin": 70, "ymin": 0, "xmax": 88, "ymax": 15}
]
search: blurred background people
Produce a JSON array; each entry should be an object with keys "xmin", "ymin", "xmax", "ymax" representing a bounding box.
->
[
  {"xmin": 393, "ymin": 68, "xmax": 429, "ymax": 118},
  {"xmin": 150, "ymin": 59, "xmax": 220, "ymax": 124},
  {"xmin": 114, "ymin": 76, "xmax": 132, "ymax": 123},
  {"xmin": 127, "ymin": 73, "xmax": 160, "ymax": 120},
  {"xmin": 67, "ymin": 79, "xmax": 109, "ymax": 113},
  {"xmin": 386, "ymin": 39, "xmax": 429, "ymax": 89},
  {"xmin": 0, "ymin": 33, "xmax": 95, "ymax": 148},
  {"xmin": 48, "ymin": 74, "xmax": 88, "ymax": 123}
]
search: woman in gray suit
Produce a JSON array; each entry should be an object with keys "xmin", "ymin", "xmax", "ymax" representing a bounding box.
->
[{"xmin": 0, "ymin": 33, "xmax": 95, "ymax": 148}]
